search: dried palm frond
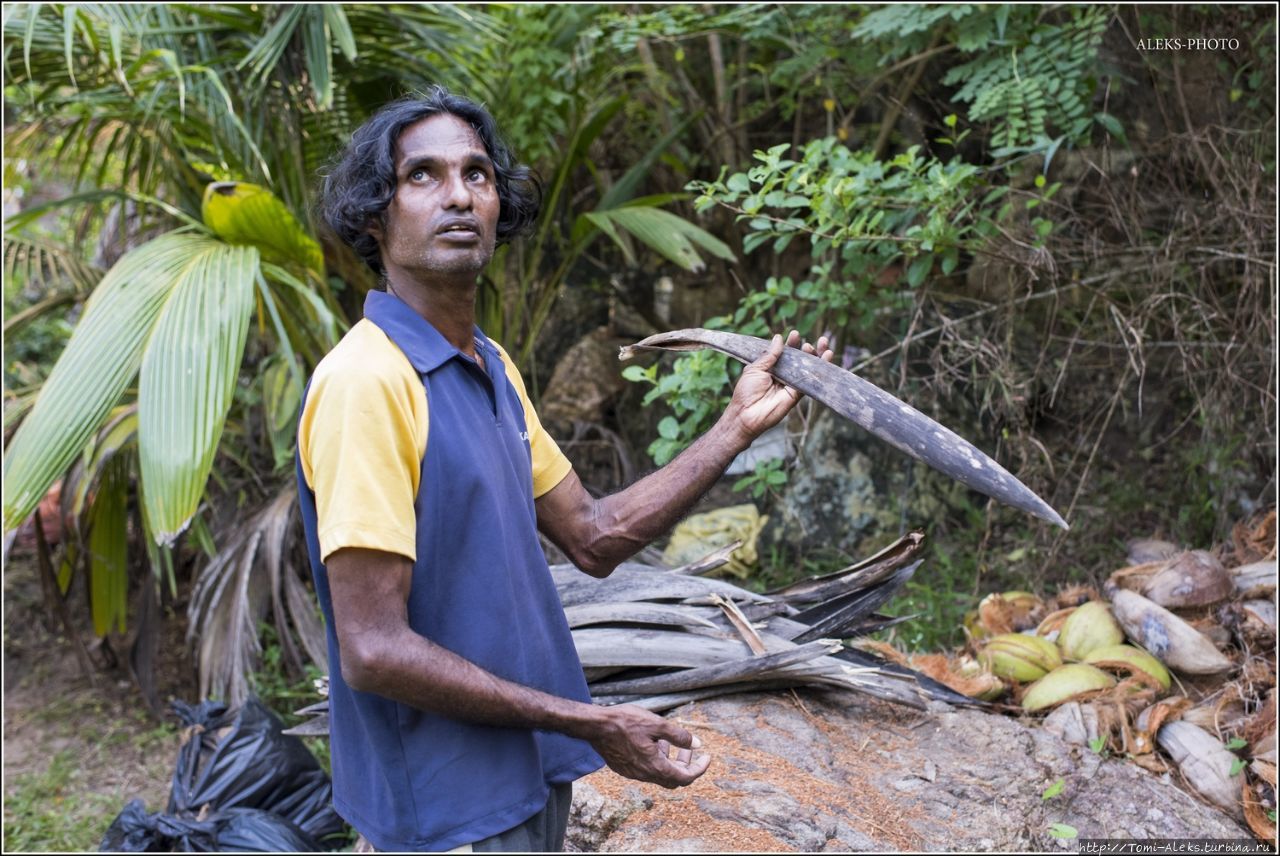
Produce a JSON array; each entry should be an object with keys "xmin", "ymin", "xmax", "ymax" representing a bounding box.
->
[
  {"xmin": 286, "ymin": 529, "xmax": 977, "ymax": 735},
  {"xmin": 188, "ymin": 486, "xmax": 326, "ymax": 705}
]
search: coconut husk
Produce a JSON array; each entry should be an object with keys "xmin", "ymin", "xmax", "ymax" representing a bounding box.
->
[
  {"xmin": 1183, "ymin": 690, "xmax": 1250, "ymax": 737},
  {"xmin": 975, "ymin": 592, "xmax": 1046, "ymax": 636},
  {"xmin": 1220, "ymin": 601, "xmax": 1278, "ymax": 650},
  {"xmin": 1035, "ymin": 606, "xmax": 1077, "ymax": 639},
  {"xmin": 1242, "ymin": 774, "xmax": 1276, "ymax": 845},
  {"xmin": 1241, "ymin": 657, "xmax": 1278, "ymax": 691},
  {"xmin": 1090, "ymin": 685, "xmax": 1156, "ymax": 755},
  {"xmin": 1250, "ymin": 759, "xmax": 1277, "ymax": 787},
  {"xmin": 1126, "ymin": 538, "xmax": 1182, "ymax": 565},
  {"xmin": 1053, "ymin": 584, "xmax": 1098, "ymax": 610},
  {"xmin": 1233, "ymin": 510, "xmax": 1277, "ymax": 565},
  {"xmin": 1158, "ymin": 720, "xmax": 1245, "ymax": 819},
  {"xmin": 1105, "ymin": 561, "xmax": 1164, "ymax": 598},
  {"xmin": 1242, "ymin": 690, "xmax": 1276, "ymax": 752},
  {"xmin": 1230, "ymin": 560, "xmax": 1278, "ymax": 599},
  {"xmin": 1184, "ymin": 615, "xmax": 1233, "ymax": 649},
  {"xmin": 855, "ymin": 639, "xmax": 910, "ymax": 667},
  {"xmin": 1130, "ymin": 752, "xmax": 1172, "ymax": 774},
  {"xmin": 907, "ymin": 652, "xmax": 1005, "ymax": 700},
  {"xmin": 1135, "ymin": 696, "xmax": 1193, "ymax": 753}
]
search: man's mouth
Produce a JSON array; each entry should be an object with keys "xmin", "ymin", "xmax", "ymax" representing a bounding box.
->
[{"xmin": 436, "ymin": 220, "xmax": 480, "ymax": 241}]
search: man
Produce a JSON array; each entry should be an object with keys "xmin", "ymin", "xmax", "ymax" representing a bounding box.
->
[{"xmin": 298, "ymin": 88, "xmax": 831, "ymax": 852}]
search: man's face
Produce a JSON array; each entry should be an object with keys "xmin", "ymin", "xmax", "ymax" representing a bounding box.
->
[{"xmin": 373, "ymin": 113, "xmax": 501, "ymax": 283}]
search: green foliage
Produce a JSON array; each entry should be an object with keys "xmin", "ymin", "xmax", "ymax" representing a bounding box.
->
[
  {"xmin": 253, "ymin": 622, "xmax": 334, "ymax": 779},
  {"xmin": 693, "ymin": 137, "xmax": 989, "ymax": 335},
  {"xmin": 631, "ymin": 135, "xmax": 996, "ymax": 465},
  {"xmin": 622, "ymin": 352, "xmax": 732, "ymax": 465},
  {"xmin": 1041, "ymin": 778, "xmax": 1065, "ymax": 801},
  {"xmin": 854, "ymin": 5, "xmax": 1112, "ymax": 152},
  {"xmin": 1047, "ymin": 822, "xmax": 1078, "ymax": 840},
  {"xmin": 733, "ymin": 458, "xmax": 788, "ymax": 500},
  {"xmin": 876, "ymin": 540, "xmax": 976, "ymax": 652},
  {"xmin": 632, "ymin": 120, "xmax": 1072, "ymax": 468}
]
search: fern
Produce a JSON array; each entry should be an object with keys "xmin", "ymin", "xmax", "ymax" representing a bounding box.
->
[
  {"xmin": 941, "ymin": 7, "xmax": 1109, "ymax": 149},
  {"xmin": 855, "ymin": 5, "xmax": 1112, "ymax": 151}
]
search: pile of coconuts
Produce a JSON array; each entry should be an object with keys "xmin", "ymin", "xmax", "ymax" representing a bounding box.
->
[{"xmin": 867, "ymin": 511, "xmax": 1276, "ymax": 843}]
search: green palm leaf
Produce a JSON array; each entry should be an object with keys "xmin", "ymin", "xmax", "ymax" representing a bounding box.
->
[
  {"xmin": 2, "ymin": 232, "xmax": 260, "ymax": 540},
  {"xmin": 583, "ymin": 205, "xmax": 735, "ymax": 273},
  {"xmin": 139, "ymin": 241, "xmax": 258, "ymax": 544},
  {"xmin": 202, "ymin": 181, "xmax": 324, "ymax": 278},
  {"xmin": 88, "ymin": 453, "xmax": 130, "ymax": 637}
]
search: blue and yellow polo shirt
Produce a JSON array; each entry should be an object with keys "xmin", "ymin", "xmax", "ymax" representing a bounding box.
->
[{"xmin": 296, "ymin": 289, "xmax": 603, "ymax": 851}]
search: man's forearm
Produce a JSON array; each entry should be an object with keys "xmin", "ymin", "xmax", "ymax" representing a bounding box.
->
[
  {"xmin": 575, "ymin": 406, "xmax": 754, "ymax": 573},
  {"xmin": 346, "ymin": 622, "xmax": 604, "ymax": 737}
]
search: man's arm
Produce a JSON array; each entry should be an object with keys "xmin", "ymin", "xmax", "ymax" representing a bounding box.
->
[
  {"xmin": 327, "ymin": 546, "xmax": 709, "ymax": 787},
  {"xmin": 537, "ymin": 331, "xmax": 831, "ymax": 577}
]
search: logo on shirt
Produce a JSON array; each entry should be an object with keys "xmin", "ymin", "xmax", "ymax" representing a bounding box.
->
[{"xmin": 519, "ymin": 431, "xmax": 530, "ymax": 443}]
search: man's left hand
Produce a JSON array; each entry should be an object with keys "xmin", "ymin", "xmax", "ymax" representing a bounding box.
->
[{"xmin": 723, "ymin": 330, "xmax": 833, "ymax": 444}]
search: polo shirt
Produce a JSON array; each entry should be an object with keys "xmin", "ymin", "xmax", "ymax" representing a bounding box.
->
[{"xmin": 296, "ymin": 289, "xmax": 604, "ymax": 852}]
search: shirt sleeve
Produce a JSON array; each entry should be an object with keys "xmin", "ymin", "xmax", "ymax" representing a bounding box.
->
[
  {"xmin": 298, "ymin": 330, "xmax": 428, "ymax": 563},
  {"xmin": 497, "ymin": 346, "xmax": 573, "ymax": 498}
]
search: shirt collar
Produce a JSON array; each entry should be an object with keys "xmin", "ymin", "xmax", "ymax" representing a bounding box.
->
[{"xmin": 363, "ymin": 289, "xmax": 499, "ymax": 375}]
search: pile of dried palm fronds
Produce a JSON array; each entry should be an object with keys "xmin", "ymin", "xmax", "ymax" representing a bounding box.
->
[{"xmin": 285, "ymin": 530, "xmax": 978, "ymax": 738}]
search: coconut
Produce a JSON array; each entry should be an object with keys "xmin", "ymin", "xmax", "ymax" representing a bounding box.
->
[
  {"xmin": 980, "ymin": 633, "xmax": 1062, "ymax": 682},
  {"xmin": 1083, "ymin": 644, "xmax": 1172, "ymax": 690},
  {"xmin": 1022, "ymin": 664, "xmax": 1116, "ymax": 712},
  {"xmin": 1057, "ymin": 601, "xmax": 1125, "ymax": 661},
  {"xmin": 1156, "ymin": 720, "xmax": 1245, "ymax": 819},
  {"xmin": 1138, "ymin": 550, "xmax": 1234, "ymax": 609},
  {"xmin": 1109, "ymin": 589, "xmax": 1234, "ymax": 675}
]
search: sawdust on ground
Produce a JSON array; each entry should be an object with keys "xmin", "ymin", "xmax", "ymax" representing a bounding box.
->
[{"xmin": 581, "ymin": 693, "xmax": 937, "ymax": 851}]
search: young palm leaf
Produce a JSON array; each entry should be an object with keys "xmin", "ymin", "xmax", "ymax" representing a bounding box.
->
[{"xmin": 3, "ymin": 233, "xmax": 259, "ymax": 538}]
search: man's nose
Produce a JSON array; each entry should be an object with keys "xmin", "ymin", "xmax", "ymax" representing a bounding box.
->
[{"xmin": 441, "ymin": 174, "xmax": 473, "ymax": 210}]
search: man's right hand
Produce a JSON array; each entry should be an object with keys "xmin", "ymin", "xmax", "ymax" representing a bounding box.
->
[{"xmin": 584, "ymin": 704, "xmax": 711, "ymax": 788}]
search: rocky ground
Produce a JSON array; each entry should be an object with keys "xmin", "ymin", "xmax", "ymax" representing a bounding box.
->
[{"xmin": 567, "ymin": 691, "xmax": 1253, "ymax": 851}]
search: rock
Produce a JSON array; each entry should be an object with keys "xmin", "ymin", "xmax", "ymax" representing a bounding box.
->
[
  {"xmin": 540, "ymin": 326, "xmax": 633, "ymax": 426},
  {"xmin": 568, "ymin": 691, "xmax": 1252, "ymax": 851},
  {"xmin": 763, "ymin": 409, "xmax": 971, "ymax": 556}
]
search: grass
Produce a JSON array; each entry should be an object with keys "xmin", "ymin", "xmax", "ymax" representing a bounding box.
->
[
  {"xmin": 3, "ymin": 751, "xmax": 123, "ymax": 852},
  {"xmin": 2, "ymin": 717, "xmax": 178, "ymax": 853}
]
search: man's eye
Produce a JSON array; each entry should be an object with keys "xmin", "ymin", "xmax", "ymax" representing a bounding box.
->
[
  {"xmin": 409, "ymin": 168, "xmax": 427, "ymax": 181},
  {"xmin": 468, "ymin": 169, "xmax": 489, "ymax": 182}
]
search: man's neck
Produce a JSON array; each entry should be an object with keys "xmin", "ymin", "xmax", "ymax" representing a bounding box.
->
[{"xmin": 383, "ymin": 270, "xmax": 480, "ymax": 357}]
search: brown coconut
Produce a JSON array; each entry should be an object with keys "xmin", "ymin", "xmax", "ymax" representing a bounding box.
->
[{"xmin": 1140, "ymin": 551, "xmax": 1234, "ymax": 609}]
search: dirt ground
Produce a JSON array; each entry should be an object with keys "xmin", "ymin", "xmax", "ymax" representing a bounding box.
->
[{"xmin": 2, "ymin": 549, "xmax": 197, "ymax": 852}]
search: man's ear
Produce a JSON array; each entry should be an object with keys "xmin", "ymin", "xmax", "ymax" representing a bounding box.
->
[{"xmin": 365, "ymin": 216, "xmax": 383, "ymax": 242}]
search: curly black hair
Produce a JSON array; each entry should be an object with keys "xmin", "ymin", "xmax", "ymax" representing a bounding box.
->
[{"xmin": 319, "ymin": 87, "xmax": 541, "ymax": 275}]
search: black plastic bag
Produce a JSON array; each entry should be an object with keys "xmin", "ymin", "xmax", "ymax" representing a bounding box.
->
[
  {"xmin": 101, "ymin": 798, "xmax": 318, "ymax": 852},
  {"xmin": 166, "ymin": 697, "xmax": 346, "ymax": 846}
]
